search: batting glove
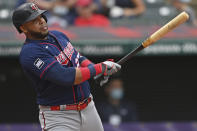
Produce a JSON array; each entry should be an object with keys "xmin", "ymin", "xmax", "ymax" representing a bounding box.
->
[
  {"xmin": 101, "ymin": 61, "xmax": 121, "ymax": 76},
  {"xmin": 99, "ymin": 76, "xmax": 109, "ymax": 86}
]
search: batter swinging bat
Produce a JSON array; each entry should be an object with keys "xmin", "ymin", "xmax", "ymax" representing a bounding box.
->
[{"xmin": 95, "ymin": 11, "xmax": 189, "ymax": 81}]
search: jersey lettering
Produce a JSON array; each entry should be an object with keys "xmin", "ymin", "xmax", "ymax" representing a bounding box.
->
[
  {"xmin": 55, "ymin": 42, "xmax": 75, "ymax": 65},
  {"xmin": 75, "ymin": 53, "xmax": 80, "ymax": 67},
  {"xmin": 63, "ymin": 42, "xmax": 74, "ymax": 61},
  {"xmin": 55, "ymin": 51, "xmax": 69, "ymax": 65}
]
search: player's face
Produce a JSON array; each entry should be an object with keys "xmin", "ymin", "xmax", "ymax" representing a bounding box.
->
[{"xmin": 21, "ymin": 15, "xmax": 48, "ymax": 39}]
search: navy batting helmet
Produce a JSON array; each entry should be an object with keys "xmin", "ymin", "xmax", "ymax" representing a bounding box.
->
[{"xmin": 12, "ymin": 3, "xmax": 47, "ymax": 33}]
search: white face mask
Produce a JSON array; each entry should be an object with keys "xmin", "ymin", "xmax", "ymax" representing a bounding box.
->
[{"xmin": 110, "ymin": 88, "xmax": 123, "ymax": 100}]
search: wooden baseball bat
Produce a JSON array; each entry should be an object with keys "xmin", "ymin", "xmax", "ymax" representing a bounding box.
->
[
  {"xmin": 95, "ymin": 12, "xmax": 189, "ymax": 81},
  {"xmin": 117, "ymin": 11, "xmax": 189, "ymax": 65}
]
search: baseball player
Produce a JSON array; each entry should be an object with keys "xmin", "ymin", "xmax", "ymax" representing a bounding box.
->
[{"xmin": 12, "ymin": 3, "xmax": 121, "ymax": 131}]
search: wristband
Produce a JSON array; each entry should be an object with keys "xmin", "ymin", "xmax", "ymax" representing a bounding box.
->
[
  {"xmin": 80, "ymin": 59, "xmax": 94, "ymax": 67},
  {"xmin": 79, "ymin": 63, "xmax": 102, "ymax": 82}
]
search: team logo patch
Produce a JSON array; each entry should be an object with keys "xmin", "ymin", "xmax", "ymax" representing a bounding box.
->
[
  {"xmin": 34, "ymin": 58, "xmax": 44, "ymax": 69},
  {"xmin": 30, "ymin": 3, "xmax": 38, "ymax": 11}
]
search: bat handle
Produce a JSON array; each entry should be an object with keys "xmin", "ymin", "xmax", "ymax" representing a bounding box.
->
[
  {"xmin": 94, "ymin": 73, "xmax": 105, "ymax": 87},
  {"xmin": 94, "ymin": 74, "xmax": 102, "ymax": 80}
]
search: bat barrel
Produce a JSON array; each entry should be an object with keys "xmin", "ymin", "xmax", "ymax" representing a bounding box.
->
[{"xmin": 142, "ymin": 11, "xmax": 189, "ymax": 48}]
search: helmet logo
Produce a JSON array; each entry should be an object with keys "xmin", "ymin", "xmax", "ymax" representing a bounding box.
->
[{"xmin": 30, "ymin": 3, "xmax": 38, "ymax": 11}]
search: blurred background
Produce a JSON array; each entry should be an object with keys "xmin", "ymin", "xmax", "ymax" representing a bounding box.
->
[{"xmin": 0, "ymin": 0, "xmax": 197, "ymax": 131}]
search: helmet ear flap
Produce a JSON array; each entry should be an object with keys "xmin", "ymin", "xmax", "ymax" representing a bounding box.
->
[{"xmin": 42, "ymin": 14, "xmax": 47, "ymax": 23}]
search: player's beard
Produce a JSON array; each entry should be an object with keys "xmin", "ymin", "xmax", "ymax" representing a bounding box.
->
[{"xmin": 29, "ymin": 30, "xmax": 49, "ymax": 40}]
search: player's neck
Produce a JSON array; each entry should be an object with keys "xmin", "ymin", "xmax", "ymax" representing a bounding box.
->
[
  {"xmin": 26, "ymin": 33, "xmax": 48, "ymax": 40},
  {"xmin": 27, "ymin": 36, "xmax": 47, "ymax": 40}
]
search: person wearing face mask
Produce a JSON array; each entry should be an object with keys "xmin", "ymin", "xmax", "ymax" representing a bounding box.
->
[{"xmin": 96, "ymin": 77, "xmax": 138, "ymax": 126}]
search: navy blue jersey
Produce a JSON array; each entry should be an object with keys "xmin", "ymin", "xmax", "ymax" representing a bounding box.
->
[{"xmin": 20, "ymin": 30, "xmax": 91, "ymax": 106}]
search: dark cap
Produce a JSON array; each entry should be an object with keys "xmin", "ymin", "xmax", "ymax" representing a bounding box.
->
[{"xmin": 12, "ymin": 3, "xmax": 47, "ymax": 33}]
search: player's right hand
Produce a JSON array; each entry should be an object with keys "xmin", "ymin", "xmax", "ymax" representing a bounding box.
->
[{"xmin": 101, "ymin": 61, "xmax": 121, "ymax": 76}]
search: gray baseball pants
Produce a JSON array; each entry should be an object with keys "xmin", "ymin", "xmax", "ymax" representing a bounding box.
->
[{"xmin": 39, "ymin": 100, "xmax": 104, "ymax": 131}]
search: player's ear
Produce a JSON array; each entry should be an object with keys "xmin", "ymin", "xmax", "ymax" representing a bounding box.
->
[{"xmin": 20, "ymin": 25, "xmax": 27, "ymax": 33}]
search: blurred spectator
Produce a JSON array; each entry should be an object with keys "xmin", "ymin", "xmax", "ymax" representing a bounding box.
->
[
  {"xmin": 15, "ymin": 0, "xmax": 78, "ymax": 27},
  {"xmin": 47, "ymin": 0, "xmax": 77, "ymax": 27},
  {"xmin": 96, "ymin": 78, "xmax": 138, "ymax": 126},
  {"xmin": 171, "ymin": 0, "xmax": 197, "ymax": 26},
  {"xmin": 15, "ymin": 0, "xmax": 27, "ymax": 8},
  {"xmin": 15, "ymin": 0, "xmax": 55, "ymax": 9},
  {"xmin": 75, "ymin": 0, "xmax": 110, "ymax": 27},
  {"xmin": 98, "ymin": 0, "xmax": 145, "ymax": 18},
  {"xmin": 93, "ymin": 0, "xmax": 110, "ymax": 17}
]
